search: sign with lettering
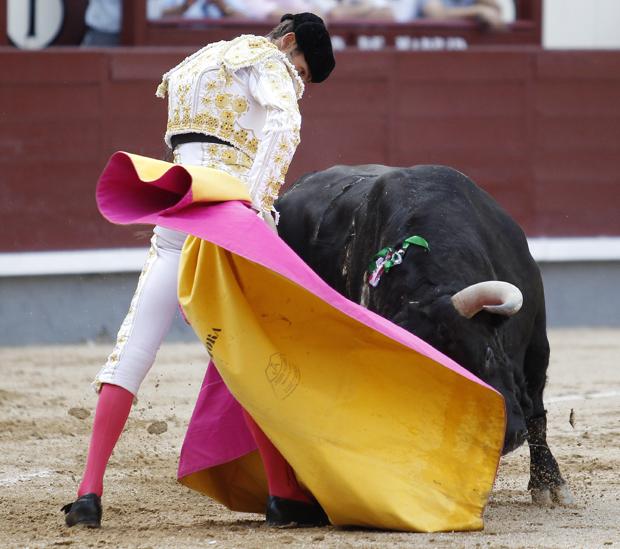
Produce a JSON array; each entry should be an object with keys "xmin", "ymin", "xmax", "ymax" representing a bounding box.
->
[{"xmin": 8, "ymin": 0, "xmax": 65, "ymax": 50}]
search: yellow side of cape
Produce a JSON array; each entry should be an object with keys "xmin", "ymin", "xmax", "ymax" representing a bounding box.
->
[
  {"xmin": 126, "ymin": 152, "xmax": 251, "ymax": 203},
  {"xmin": 178, "ymin": 237, "xmax": 505, "ymax": 532}
]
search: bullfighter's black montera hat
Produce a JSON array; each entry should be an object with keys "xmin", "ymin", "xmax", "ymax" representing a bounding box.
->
[{"xmin": 280, "ymin": 12, "xmax": 335, "ymax": 83}]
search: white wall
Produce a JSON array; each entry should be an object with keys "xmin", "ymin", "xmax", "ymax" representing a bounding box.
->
[{"xmin": 544, "ymin": 0, "xmax": 620, "ymax": 49}]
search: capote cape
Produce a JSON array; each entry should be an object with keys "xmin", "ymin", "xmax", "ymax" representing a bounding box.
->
[{"xmin": 96, "ymin": 151, "xmax": 506, "ymax": 532}]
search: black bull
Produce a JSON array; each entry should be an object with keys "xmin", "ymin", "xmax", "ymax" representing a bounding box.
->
[{"xmin": 275, "ymin": 164, "xmax": 572, "ymax": 505}]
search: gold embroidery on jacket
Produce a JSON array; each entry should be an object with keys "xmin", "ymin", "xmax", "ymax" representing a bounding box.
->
[
  {"xmin": 199, "ymin": 143, "xmax": 252, "ymax": 179},
  {"xmin": 158, "ymin": 35, "xmax": 303, "ymax": 216}
]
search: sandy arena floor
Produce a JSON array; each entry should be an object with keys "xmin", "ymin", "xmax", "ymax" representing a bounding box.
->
[{"xmin": 0, "ymin": 329, "xmax": 619, "ymax": 548}]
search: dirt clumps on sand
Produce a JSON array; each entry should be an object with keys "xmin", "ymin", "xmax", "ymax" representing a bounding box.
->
[
  {"xmin": 147, "ymin": 421, "xmax": 168, "ymax": 435},
  {"xmin": 67, "ymin": 407, "xmax": 90, "ymax": 420}
]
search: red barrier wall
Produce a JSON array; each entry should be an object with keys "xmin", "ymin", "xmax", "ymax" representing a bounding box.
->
[{"xmin": 2, "ymin": 47, "xmax": 620, "ymax": 252}]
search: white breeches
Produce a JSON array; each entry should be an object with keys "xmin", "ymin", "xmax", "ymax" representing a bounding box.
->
[
  {"xmin": 93, "ymin": 142, "xmax": 250, "ymax": 396},
  {"xmin": 93, "ymin": 225, "xmax": 186, "ymax": 395}
]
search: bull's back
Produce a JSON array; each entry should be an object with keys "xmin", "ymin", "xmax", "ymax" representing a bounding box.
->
[
  {"xmin": 278, "ymin": 164, "xmax": 533, "ymax": 273},
  {"xmin": 277, "ymin": 164, "xmax": 391, "ymax": 240},
  {"xmin": 276, "ymin": 165, "xmax": 391, "ymax": 284},
  {"xmin": 278, "ymin": 164, "xmax": 542, "ymax": 316}
]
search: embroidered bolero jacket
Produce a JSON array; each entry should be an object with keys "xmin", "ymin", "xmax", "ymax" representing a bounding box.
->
[{"xmin": 156, "ymin": 35, "xmax": 305, "ymax": 217}]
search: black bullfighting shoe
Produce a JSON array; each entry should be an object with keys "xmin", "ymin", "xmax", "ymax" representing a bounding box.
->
[
  {"xmin": 61, "ymin": 493, "xmax": 102, "ymax": 528},
  {"xmin": 266, "ymin": 495, "xmax": 330, "ymax": 527}
]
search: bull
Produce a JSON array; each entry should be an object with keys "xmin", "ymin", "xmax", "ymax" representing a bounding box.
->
[{"xmin": 276, "ymin": 164, "xmax": 573, "ymax": 505}]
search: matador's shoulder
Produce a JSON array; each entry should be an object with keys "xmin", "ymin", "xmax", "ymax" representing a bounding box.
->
[
  {"xmin": 222, "ymin": 35, "xmax": 304, "ymax": 98},
  {"xmin": 221, "ymin": 35, "xmax": 280, "ymax": 69},
  {"xmin": 156, "ymin": 35, "xmax": 304, "ymax": 99}
]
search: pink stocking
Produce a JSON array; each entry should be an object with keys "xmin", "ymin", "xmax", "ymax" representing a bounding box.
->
[
  {"xmin": 77, "ymin": 383, "xmax": 134, "ymax": 497},
  {"xmin": 242, "ymin": 410, "xmax": 313, "ymax": 504}
]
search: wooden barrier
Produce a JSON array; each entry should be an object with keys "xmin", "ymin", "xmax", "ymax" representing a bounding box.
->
[{"xmin": 2, "ymin": 47, "xmax": 619, "ymax": 252}]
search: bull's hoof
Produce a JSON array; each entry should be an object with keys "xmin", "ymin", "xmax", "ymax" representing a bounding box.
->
[
  {"xmin": 551, "ymin": 483, "xmax": 575, "ymax": 506},
  {"xmin": 530, "ymin": 484, "xmax": 574, "ymax": 507},
  {"xmin": 530, "ymin": 488, "xmax": 553, "ymax": 506}
]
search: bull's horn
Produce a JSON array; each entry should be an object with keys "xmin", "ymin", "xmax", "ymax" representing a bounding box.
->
[{"xmin": 451, "ymin": 281, "xmax": 523, "ymax": 319}]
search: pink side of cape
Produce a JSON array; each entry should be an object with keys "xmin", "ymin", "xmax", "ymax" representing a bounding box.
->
[
  {"xmin": 96, "ymin": 152, "xmax": 501, "ymax": 479},
  {"xmin": 178, "ymin": 362, "xmax": 257, "ymax": 478}
]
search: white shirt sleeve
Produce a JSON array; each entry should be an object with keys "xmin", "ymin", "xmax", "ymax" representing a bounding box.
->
[{"xmin": 246, "ymin": 57, "xmax": 302, "ymax": 219}]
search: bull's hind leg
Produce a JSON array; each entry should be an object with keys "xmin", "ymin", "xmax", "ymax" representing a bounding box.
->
[{"xmin": 524, "ymin": 315, "xmax": 574, "ymax": 506}]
